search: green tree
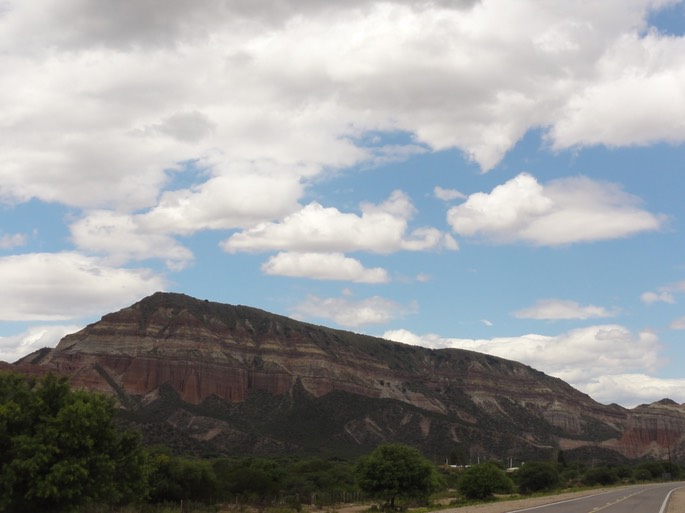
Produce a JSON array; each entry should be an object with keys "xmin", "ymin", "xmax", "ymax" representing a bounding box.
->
[
  {"xmin": 634, "ymin": 468, "xmax": 652, "ymax": 481},
  {"xmin": 148, "ymin": 450, "xmax": 218, "ymax": 503},
  {"xmin": 0, "ymin": 372, "xmax": 149, "ymax": 513},
  {"xmin": 457, "ymin": 463, "xmax": 514, "ymax": 501},
  {"xmin": 556, "ymin": 450, "xmax": 567, "ymax": 468},
  {"xmin": 635, "ymin": 461, "xmax": 665, "ymax": 480},
  {"xmin": 515, "ymin": 461, "xmax": 561, "ymax": 494},
  {"xmin": 212, "ymin": 457, "xmax": 285, "ymax": 502},
  {"xmin": 449, "ymin": 447, "xmax": 468, "ymax": 466},
  {"xmin": 355, "ymin": 443, "xmax": 440, "ymax": 508},
  {"xmin": 283, "ymin": 457, "xmax": 356, "ymax": 498}
]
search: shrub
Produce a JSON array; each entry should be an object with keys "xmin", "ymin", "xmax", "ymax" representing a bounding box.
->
[
  {"xmin": 457, "ymin": 463, "xmax": 514, "ymax": 501},
  {"xmin": 515, "ymin": 461, "xmax": 561, "ymax": 494},
  {"xmin": 582, "ymin": 466, "xmax": 619, "ymax": 486}
]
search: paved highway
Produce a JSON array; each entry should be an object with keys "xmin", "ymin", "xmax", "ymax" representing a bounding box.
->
[{"xmin": 506, "ymin": 483, "xmax": 685, "ymax": 513}]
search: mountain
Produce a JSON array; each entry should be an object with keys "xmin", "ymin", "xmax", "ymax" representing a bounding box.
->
[{"xmin": 5, "ymin": 292, "xmax": 685, "ymax": 461}]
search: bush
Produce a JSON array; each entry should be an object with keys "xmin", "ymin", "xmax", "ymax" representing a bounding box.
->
[
  {"xmin": 457, "ymin": 463, "xmax": 514, "ymax": 501},
  {"xmin": 582, "ymin": 466, "xmax": 619, "ymax": 486},
  {"xmin": 515, "ymin": 461, "xmax": 561, "ymax": 494}
]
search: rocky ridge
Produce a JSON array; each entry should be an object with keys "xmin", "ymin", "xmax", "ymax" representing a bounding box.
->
[{"xmin": 6, "ymin": 292, "xmax": 685, "ymax": 460}]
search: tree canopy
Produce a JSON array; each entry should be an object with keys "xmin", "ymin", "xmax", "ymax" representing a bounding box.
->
[
  {"xmin": 515, "ymin": 461, "xmax": 561, "ymax": 494},
  {"xmin": 457, "ymin": 462, "xmax": 514, "ymax": 500},
  {"xmin": 0, "ymin": 372, "xmax": 149, "ymax": 513},
  {"xmin": 355, "ymin": 443, "xmax": 440, "ymax": 508}
]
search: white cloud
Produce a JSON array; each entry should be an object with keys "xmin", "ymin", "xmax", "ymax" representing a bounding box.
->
[
  {"xmin": 142, "ymin": 111, "xmax": 217, "ymax": 143},
  {"xmin": 434, "ymin": 186, "xmax": 466, "ymax": 201},
  {"xmin": 448, "ymin": 174, "xmax": 553, "ymax": 238},
  {"xmin": 0, "ymin": 0, "xmax": 479, "ymax": 54},
  {"xmin": 670, "ymin": 315, "xmax": 685, "ymax": 330},
  {"xmin": 0, "ymin": 252, "xmax": 165, "ymax": 321},
  {"xmin": 0, "ymin": 324, "xmax": 80, "ymax": 363},
  {"xmin": 447, "ymin": 173, "xmax": 664, "ymax": 245},
  {"xmin": 293, "ymin": 294, "xmax": 417, "ymax": 327},
  {"xmin": 0, "ymin": 232, "xmax": 26, "ymax": 249},
  {"xmin": 1, "ymin": 0, "xmax": 684, "ymax": 229},
  {"xmin": 583, "ymin": 374, "xmax": 685, "ymax": 408},
  {"xmin": 641, "ymin": 279, "xmax": 685, "ymax": 305},
  {"xmin": 261, "ymin": 252, "xmax": 389, "ymax": 283},
  {"xmin": 68, "ymin": 162, "xmax": 308, "ymax": 269},
  {"xmin": 70, "ymin": 210, "xmax": 193, "ymax": 270},
  {"xmin": 383, "ymin": 324, "xmax": 669, "ymax": 406},
  {"xmin": 139, "ymin": 165, "xmax": 306, "ymax": 235},
  {"xmin": 641, "ymin": 290, "xmax": 676, "ymax": 304},
  {"xmin": 222, "ymin": 190, "xmax": 456, "ymax": 254},
  {"xmin": 550, "ymin": 32, "xmax": 685, "ymax": 150},
  {"xmin": 515, "ymin": 299, "xmax": 616, "ymax": 320},
  {"xmin": 1, "ymin": 0, "xmax": 685, "ymax": 380}
]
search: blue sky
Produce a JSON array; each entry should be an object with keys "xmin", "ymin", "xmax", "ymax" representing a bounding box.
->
[{"xmin": 1, "ymin": 0, "xmax": 685, "ymax": 407}]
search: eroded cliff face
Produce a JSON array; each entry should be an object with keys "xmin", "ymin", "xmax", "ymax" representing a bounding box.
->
[{"xmin": 11, "ymin": 292, "xmax": 685, "ymax": 460}]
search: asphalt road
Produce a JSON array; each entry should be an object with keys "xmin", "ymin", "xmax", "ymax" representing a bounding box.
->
[{"xmin": 505, "ymin": 483, "xmax": 685, "ymax": 513}]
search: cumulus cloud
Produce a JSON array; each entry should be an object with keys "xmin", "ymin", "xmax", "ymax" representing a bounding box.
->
[
  {"xmin": 70, "ymin": 210, "xmax": 193, "ymax": 270},
  {"xmin": 2, "ymin": 0, "xmax": 684, "ymax": 227},
  {"xmin": 0, "ymin": 252, "xmax": 165, "ymax": 321},
  {"xmin": 67, "ymin": 161, "xmax": 308, "ymax": 269},
  {"xmin": 261, "ymin": 252, "xmax": 389, "ymax": 283},
  {"xmin": 0, "ymin": 324, "xmax": 81, "ymax": 363},
  {"xmin": 222, "ymin": 190, "xmax": 457, "ymax": 254},
  {"xmin": 142, "ymin": 111, "xmax": 217, "ymax": 143},
  {"xmin": 139, "ymin": 166, "xmax": 306, "ymax": 235},
  {"xmin": 383, "ymin": 324, "xmax": 669, "ymax": 406},
  {"xmin": 514, "ymin": 299, "xmax": 617, "ymax": 320},
  {"xmin": 1, "ymin": 0, "xmax": 478, "ymax": 54},
  {"xmin": 550, "ymin": 32, "xmax": 685, "ymax": 150},
  {"xmin": 447, "ymin": 173, "xmax": 664, "ymax": 245},
  {"xmin": 583, "ymin": 374, "xmax": 685, "ymax": 407},
  {"xmin": 293, "ymin": 294, "xmax": 417, "ymax": 327}
]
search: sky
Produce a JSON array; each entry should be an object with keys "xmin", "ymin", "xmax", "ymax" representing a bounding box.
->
[{"xmin": 1, "ymin": 0, "xmax": 685, "ymax": 408}]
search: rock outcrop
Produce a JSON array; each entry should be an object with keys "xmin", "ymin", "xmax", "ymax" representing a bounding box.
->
[{"xmin": 8, "ymin": 292, "xmax": 685, "ymax": 460}]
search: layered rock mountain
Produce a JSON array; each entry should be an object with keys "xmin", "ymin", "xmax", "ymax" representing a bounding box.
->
[{"xmin": 7, "ymin": 292, "xmax": 685, "ymax": 461}]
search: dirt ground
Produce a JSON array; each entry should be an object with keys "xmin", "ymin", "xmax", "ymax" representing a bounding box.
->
[{"xmin": 668, "ymin": 488, "xmax": 685, "ymax": 513}]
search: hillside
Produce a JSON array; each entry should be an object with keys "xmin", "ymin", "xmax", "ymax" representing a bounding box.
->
[{"xmin": 6, "ymin": 292, "xmax": 685, "ymax": 461}]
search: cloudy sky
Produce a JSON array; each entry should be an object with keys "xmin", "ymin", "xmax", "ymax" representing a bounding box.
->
[{"xmin": 2, "ymin": 0, "xmax": 685, "ymax": 408}]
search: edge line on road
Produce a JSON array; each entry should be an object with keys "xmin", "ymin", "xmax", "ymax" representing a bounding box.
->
[
  {"xmin": 659, "ymin": 486, "xmax": 685, "ymax": 513},
  {"xmin": 505, "ymin": 490, "xmax": 618, "ymax": 513}
]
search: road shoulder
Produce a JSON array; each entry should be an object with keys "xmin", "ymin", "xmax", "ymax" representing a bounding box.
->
[{"xmin": 668, "ymin": 488, "xmax": 685, "ymax": 513}]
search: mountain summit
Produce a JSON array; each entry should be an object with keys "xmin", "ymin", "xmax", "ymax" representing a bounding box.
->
[{"xmin": 9, "ymin": 292, "xmax": 685, "ymax": 460}]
